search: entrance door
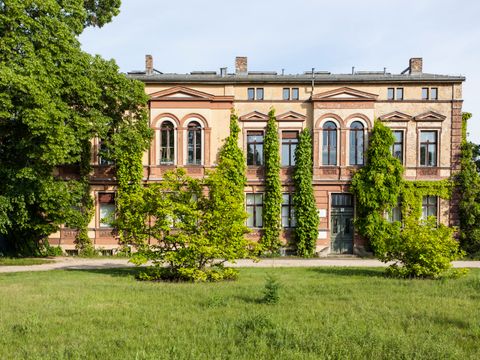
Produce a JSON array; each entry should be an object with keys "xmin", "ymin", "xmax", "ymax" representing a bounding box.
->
[{"xmin": 330, "ymin": 194, "xmax": 354, "ymax": 254}]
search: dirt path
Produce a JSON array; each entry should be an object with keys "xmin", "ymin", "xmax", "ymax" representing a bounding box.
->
[{"xmin": 1, "ymin": 257, "xmax": 479, "ymax": 273}]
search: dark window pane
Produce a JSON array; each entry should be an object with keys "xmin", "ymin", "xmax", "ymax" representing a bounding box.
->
[
  {"xmin": 283, "ymin": 88, "xmax": 290, "ymax": 100},
  {"xmin": 431, "ymin": 88, "xmax": 438, "ymax": 100},
  {"xmin": 248, "ymin": 88, "xmax": 255, "ymax": 100}
]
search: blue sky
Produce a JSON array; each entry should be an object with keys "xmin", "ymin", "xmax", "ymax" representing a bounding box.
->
[{"xmin": 79, "ymin": 0, "xmax": 480, "ymax": 143}]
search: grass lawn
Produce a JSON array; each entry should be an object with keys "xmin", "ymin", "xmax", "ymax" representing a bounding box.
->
[
  {"xmin": 0, "ymin": 267, "xmax": 479, "ymax": 360},
  {"xmin": 0, "ymin": 258, "xmax": 54, "ymax": 266}
]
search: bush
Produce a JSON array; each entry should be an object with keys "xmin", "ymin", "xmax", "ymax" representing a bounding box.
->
[
  {"xmin": 136, "ymin": 265, "xmax": 239, "ymax": 282},
  {"xmin": 42, "ymin": 245, "xmax": 63, "ymax": 257},
  {"xmin": 384, "ymin": 218, "xmax": 465, "ymax": 278}
]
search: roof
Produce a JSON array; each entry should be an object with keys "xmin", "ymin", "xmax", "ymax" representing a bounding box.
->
[{"xmin": 127, "ymin": 72, "xmax": 465, "ymax": 85}]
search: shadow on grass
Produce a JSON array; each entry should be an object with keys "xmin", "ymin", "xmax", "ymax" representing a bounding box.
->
[
  {"xmin": 63, "ymin": 266, "xmax": 143, "ymax": 278},
  {"xmin": 309, "ymin": 267, "xmax": 386, "ymax": 278}
]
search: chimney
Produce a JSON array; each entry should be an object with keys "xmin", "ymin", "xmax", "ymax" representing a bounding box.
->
[
  {"xmin": 409, "ymin": 57, "xmax": 423, "ymax": 74},
  {"xmin": 145, "ymin": 54, "xmax": 153, "ymax": 75},
  {"xmin": 235, "ymin": 56, "xmax": 247, "ymax": 75}
]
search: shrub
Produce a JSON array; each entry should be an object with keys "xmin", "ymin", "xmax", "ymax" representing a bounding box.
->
[
  {"xmin": 384, "ymin": 218, "xmax": 465, "ymax": 278},
  {"xmin": 262, "ymin": 274, "xmax": 281, "ymax": 304},
  {"xmin": 136, "ymin": 265, "xmax": 238, "ymax": 282}
]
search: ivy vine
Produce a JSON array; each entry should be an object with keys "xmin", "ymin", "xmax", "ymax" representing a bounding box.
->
[{"xmin": 261, "ymin": 108, "xmax": 282, "ymax": 253}]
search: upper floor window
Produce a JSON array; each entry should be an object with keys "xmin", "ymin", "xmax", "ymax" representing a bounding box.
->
[
  {"xmin": 391, "ymin": 130, "xmax": 404, "ymax": 164},
  {"xmin": 281, "ymin": 131, "xmax": 298, "ymax": 167},
  {"xmin": 283, "ymin": 87, "xmax": 299, "ymax": 100},
  {"xmin": 187, "ymin": 121, "xmax": 202, "ymax": 165},
  {"xmin": 98, "ymin": 193, "xmax": 115, "ymax": 228},
  {"xmin": 160, "ymin": 121, "xmax": 175, "ymax": 165},
  {"xmin": 246, "ymin": 193, "xmax": 263, "ymax": 228},
  {"xmin": 421, "ymin": 196, "xmax": 438, "ymax": 221},
  {"xmin": 247, "ymin": 131, "xmax": 264, "ymax": 166},
  {"xmin": 420, "ymin": 131, "xmax": 437, "ymax": 167},
  {"xmin": 282, "ymin": 193, "xmax": 296, "ymax": 228},
  {"xmin": 98, "ymin": 139, "xmax": 114, "ymax": 165},
  {"xmin": 387, "ymin": 200, "xmax": 402, "ymax": 223},
  {"xmin": 388, "ymin": 87, "xmax": 404, "ymax": 100},
  {"xmin": 248, "ymin": 87, "xmax": 264, "ymax": 100},
  {"xmin": 349, "ymin": 121, "xmax": 365, "ymax": 166},
  {"xmin": 322, "ymin": 121, "xmax": 337, "ymax": 166},
  {"xmin": 422, "ymin": 87, "xmax": 438, "ymax": 100}
]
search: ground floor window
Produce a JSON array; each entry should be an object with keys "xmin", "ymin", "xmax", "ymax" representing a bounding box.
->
[
  {"xmin": 99, "ymin": 193, "xmax": 115, "ymax": 228},
  {"xmin": 246, "ymin": 193, "xmax": 263, "ymax": 228},
  {"xmin": 421, "ymin": 196, "xmax": 438, "ymax": 220},
  {"xmin": 281, "ymin": 193, "xmax": 296, "ymax": 228}
]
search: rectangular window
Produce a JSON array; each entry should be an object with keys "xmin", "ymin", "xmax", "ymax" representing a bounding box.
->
[
  {"xmin": 292, "ymin": 88, "xmax": 299, "ymax": 100},
  {"xmin": 420, "ymin": 131, "xmax": 437, "ymax": 166},
  {"xmin": 422, "ymin": 196, "xmax": 438, "ymax": 220},
  {"xmin": 331, "ymin": 194, "xmax": 353, "ymax": 207},
  {"xmin": 396, "ymin": 88, "xmax": 404, "ymax": 100},
  {"xmin": 422, "ymin": 87, "xmax": 429, "ymax": 100},
  {"xmin": 281, "ymin": 131, "xmax": 298, "ymax": 167},
  {"xmin": 247, "ymin": 88, "xmax": 255, "ymax": 100},
  {"xmin": 98, "ymin": 140, "xmax": 114, "ymax": 165},
  {"xmin": 387, "ymin": 200, "xmax": 402, "ymax": 223},
  {"xmin": 256, "ymin": 88, "xmax": 264, "ymax": 100},
  {"xmin": 247, "ymin": 131, "xmax": 264, "ymax": 165},
  {"xmin": 99, "ymin": 193, "xmax": 115, "ymax": 228},
  {"xmin": 283, "ymin": 88, "xmax": 290, "ymax": 100},
  {"xmin": 391, "ymin": 130, "xmax": 404, "ymax": 164},
  {"xmin": 387, "ymin": 88, "xmax": 395, "ymax": 100},
  {"xmin": 246, "ymin": 193, "xmax": 263, "ymax": 228},
  {"xmin": 431, "ymin": 87, "xmax": 438, "ymax": 100},
  {"xmin": 282, "ymin": 193, "xmax": 296, "ymax": 228}
]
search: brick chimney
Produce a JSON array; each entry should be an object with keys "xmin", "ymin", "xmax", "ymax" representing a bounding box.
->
[
  {"xmin": 145, "ymin": 54, "xmax": 153, "ymax": 75},
  {"xmin": 235, "ymin": 56, "xmax": 247, "ymax": 75},
  {"xmin": 409, "ymin": 57, "xmax": 423, "ymax": 74}
]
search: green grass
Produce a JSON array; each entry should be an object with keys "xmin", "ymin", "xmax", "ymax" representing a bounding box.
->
[
  {"xmin": 0, "ymin": 257, "xmax": 54, "ymax": 266},
  {"xmin": 0, "ymin": 267, "xmax": 479, "ymax": 360}
]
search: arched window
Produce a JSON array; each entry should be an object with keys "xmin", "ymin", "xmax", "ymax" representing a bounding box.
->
[
  {"xmin": 322, "ymin": 121, "xmax": 337, "ymax": 165},
  {"xmin": 349, "ymin": 121, "xmax": 365, "ymax": 165},
  {"xmin": 187, "ymin": 121, "xmax": 202, "ymax": 165},
  {"xmin": 160, "ymin": 121, "xmax": 175, "ymax": 164}
]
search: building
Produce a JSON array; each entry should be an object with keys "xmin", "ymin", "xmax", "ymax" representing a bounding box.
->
[{"xmin": 49, "ymin": 56, "xmax": 465, "ymax": 255}]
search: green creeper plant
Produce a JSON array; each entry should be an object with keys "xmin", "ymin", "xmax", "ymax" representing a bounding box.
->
[
  {"xmin": 351, "ymin": 120, "xmax": 463, "ymax": 278},
  {"xmin": 261, "ymin": 108, "xmax": 282, "ymax": 254},
  {"xmin": 457, "ymin": 112, "xmax": 480, "ymax": 256},
  {"xmin": 293, "ymin": 128, "xmax": 319, "ymax": 257}
]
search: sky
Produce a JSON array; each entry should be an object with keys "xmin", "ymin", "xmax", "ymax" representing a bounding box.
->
[{"xmin": 79, "ymin": 0, "xmax": 480, "ymax": 143}]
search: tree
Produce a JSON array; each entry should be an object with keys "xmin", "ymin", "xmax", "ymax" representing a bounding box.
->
[
  {"xmin": 292, "ymin": 128, "xmax": 319, "ymax": 257},
  {"xmin": 0, "ymin": 1, "xmax": 149, "ymax": 255},
  {"xmin": 261, "ymin": 108, "xmax": 282, "ymax": 254},
  {"xmin": 458, "ymin": 112, "xmax": 480, "ymax": 256},
  {"xmin": 129, "ymin": 113, "xmax": 254, "ymax": 282}
]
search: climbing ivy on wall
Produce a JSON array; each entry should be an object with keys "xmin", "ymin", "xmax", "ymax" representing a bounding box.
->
[
  {"xmin": 293, "ymin": 128, "xmax": 319, "ymax": 257},
  {"xmin": 351, "ymin": 120, "xmax": 463, "ymax": 278},
  {"xmin": 457, "ymin": 112, "xmax": 480, "ymax": 256},
  {"xmin": 261, "ymin": 108, "xmax": 282, "ymax": 253}
]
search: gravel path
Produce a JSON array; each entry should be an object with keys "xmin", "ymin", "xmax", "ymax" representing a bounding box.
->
[{"xmin": 1, "ymin": 257, "xmax": 479, "ymax": 273}]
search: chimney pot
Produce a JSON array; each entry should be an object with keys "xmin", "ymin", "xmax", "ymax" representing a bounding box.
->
[
  {"xmin": 235, "ymin": 56, "xmax": 247, "ymax": 75},
  {"xmin": 409, "ymin": 57, "xmax": 423, "ymax": 74},
  {"xmin": 145, "ymin": 54, "xmax": 153, "ymax": 75}
]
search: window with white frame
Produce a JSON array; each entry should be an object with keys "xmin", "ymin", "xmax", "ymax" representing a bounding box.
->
[
  {"xmin": 281, "ymin": 131, "xmax": 298, "ymax": 167},
  {"xmin": 159, "ymin": 120, "xmax": 175, "ymax": 164},
  {"xmin": 421, "ymin": 196, "xmax": 438, "ymax": 220},
  {"xmin": 98, "ymin": 193, "xmax": 115, "ymax": 228},
  {"xmin": 420, "ymin": 131, "xmax": 437, "ymax": 167},
  {"xmin": 281, "ymin": 193, "xmax": 296, "ymax": 228}
]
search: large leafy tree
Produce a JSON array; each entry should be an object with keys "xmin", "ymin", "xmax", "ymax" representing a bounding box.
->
[
  {"xmin": 261, "ymin": 108, "xmax": 282, "ymax": 253},
  {"xmin": 0, "ymin": 0, "xmax": 150, "ymax": 255},
  {"xmin": 293, "ymin": 128, "xmax": 319, "ymax": 257}
]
